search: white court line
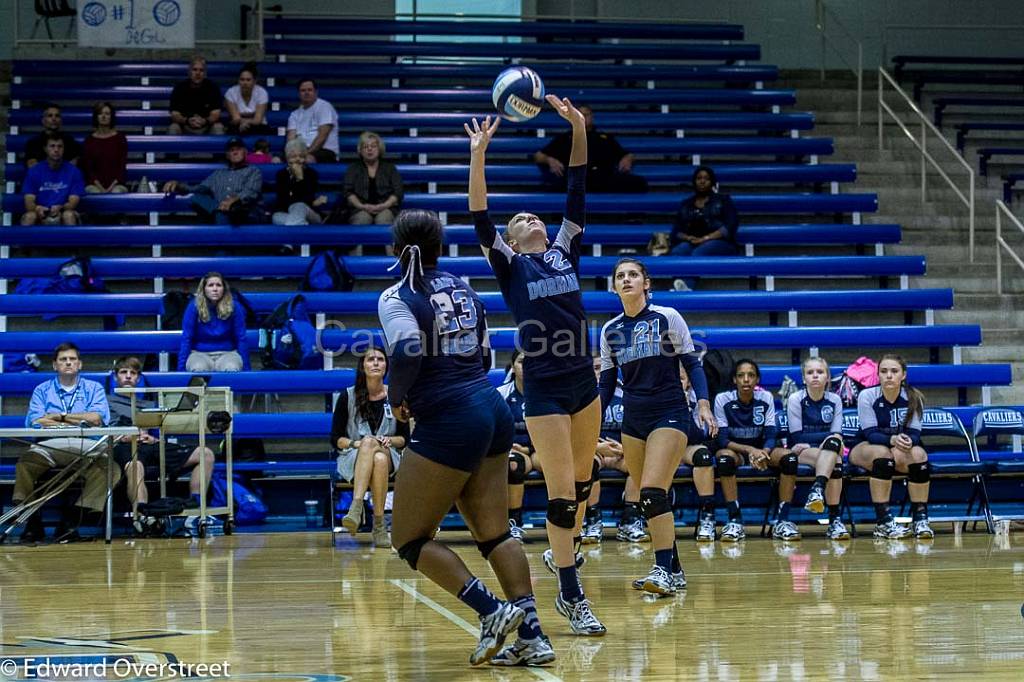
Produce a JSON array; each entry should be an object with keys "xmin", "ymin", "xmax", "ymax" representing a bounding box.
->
[{"xmin": 390, "ymin": 579, "xmax": 563, "ymax": 682}]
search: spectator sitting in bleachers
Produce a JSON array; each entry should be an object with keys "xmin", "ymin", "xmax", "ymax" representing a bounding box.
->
[
  {"xmin": 177, "ymin": 272, "xmax": 250, "ymax": 372},
  {"xmin": 24, "ymin": 102, "xmax": 81, "ymax": 168},
  {"xmin": 533, "ymin": 104, "xmax": 647, "ymax": 193},
  {"xmin": 343, "ymin": 131, "xmax": 403, "ymax": 226},
  {"xmin": 668, "ymin": 165, "xmax": 740, "ymax": 290},
  {"xmin": 15, "ymin": 342, "xmax": 116, "ymax": 544},
  {"xmin": 224, "ymin": 63, "xmax": 272, "ymax": 136},
  {"xmin": 272, "ymin": 139, "xmax": 327, "ymax": 225},
  {"xmin": 168, "ymin": 55, "xmax": 225, "ymax": 136},
  {"xmin": 286, "ymin": 78, "xmax": 339, "ymax": 163},
  {"xmin": 246, "ymin": 138, "xmax": 276, "ymax": 164},
  {"xmin": 162, "ymin": 137, "xmax": 263, "ymax": 225},
  {"xmin": 106, "ymin": 356, "xmax": 215, "ymax": 534},
  {"xmin": 81, "ymin": 101, "xmax": 128, "ymax": 194},
  {"xmin": 21, "ymin": 133, "xmax": 85, "ymax": 226},
  {"xmin": 332, "ymin": 347, "xmax": 408, "ymax": 548}
]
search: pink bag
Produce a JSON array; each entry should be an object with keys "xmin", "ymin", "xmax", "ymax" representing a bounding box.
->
[{"xmin": 846, "ymin": 356, "xmax": 879, "ymax": 387}]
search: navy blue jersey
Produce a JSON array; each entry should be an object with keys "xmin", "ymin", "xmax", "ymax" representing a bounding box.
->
[
  {"xmin": 498, "ymin": 381, "xmax": 532, "ymax": 449},
  {"xmin": 786, "ymin": 389, "xmax": 844, "ymax": 446},
  {"xmin": 601, "ymin": 387, "xmax": 624, "ymax": 441},
  {"xmin": 378, "ymin": 268, "xmax": 493, "ymax": 417},
  {"xmin": 598, "ymin": 304, "xmax": 709, "ymax": 410},
  {"xmin": 857, "ymin": 386, "xmax": 923, "ymax": 446},
  {"xmin": 714, "ymin": 388, "xmax": 778, "ymax": 450},
  {"xmin": 472, "ymin": 166, "xmax": 590, "ymax": 379}
]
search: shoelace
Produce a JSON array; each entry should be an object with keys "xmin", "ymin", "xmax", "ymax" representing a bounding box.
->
[{"xmin": 573, "ymin": 600, "xmax": 601, "ymax": 628}]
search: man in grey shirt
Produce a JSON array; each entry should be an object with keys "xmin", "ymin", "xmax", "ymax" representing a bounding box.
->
[{"xmin": 162, "ymin": 137, "xmax": 263, "ymax": 224}]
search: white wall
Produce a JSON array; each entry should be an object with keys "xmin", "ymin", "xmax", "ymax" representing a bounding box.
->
[{"xmin": 1, "ymin": 0, "xmax": 1022, "ymax": 66}]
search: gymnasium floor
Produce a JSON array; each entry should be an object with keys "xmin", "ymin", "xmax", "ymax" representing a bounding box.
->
[{"xmin": 1, "ymin": 529, "xmax": 1022, "ymax": 681}]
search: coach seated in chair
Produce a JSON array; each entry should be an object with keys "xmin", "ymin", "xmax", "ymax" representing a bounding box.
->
[
  {"xmin": 534, "ymin": 103, "xmax": 647, "ymax": 193},
  {"xmin": 106, "ymin": 356, "xmax": 215, "ymax": 536},
  {"xmin": 162, "ymin": 137, "xmax": 264, "ymax": 226},
  {"xmin": 15, "ymin": 342, "xmax": 116, "ymax": 544}
]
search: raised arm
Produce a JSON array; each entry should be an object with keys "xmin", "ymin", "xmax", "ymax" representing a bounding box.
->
[
  {"xmin": 546, "ymin": 95, "xmax": 588, "ymax": 256},
  {"xmin": 466, "ymin": 116, "xmax": 501, "ymax": 251}
]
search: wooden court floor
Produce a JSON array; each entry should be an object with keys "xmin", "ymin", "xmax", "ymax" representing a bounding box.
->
[{"xmin": 1, "ymin": 528, "xmax": 1023, "ymax": 681}]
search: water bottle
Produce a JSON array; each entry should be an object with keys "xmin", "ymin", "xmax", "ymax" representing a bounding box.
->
[{"xmin": 305, "ymin": 499, "xmax": 320, "ymax": 529}]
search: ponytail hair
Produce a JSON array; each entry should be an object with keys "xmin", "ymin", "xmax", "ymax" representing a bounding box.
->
[
  {"xmin": 880, "ymin": 353, "xmax": 924, "ymax": 429},
  {"xmin": 390, "ymin": 209, "xmax": 443, "ymax": 292}
]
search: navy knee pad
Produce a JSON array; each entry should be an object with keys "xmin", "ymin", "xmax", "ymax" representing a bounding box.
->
[
  {"xmin": 820, "ymin": 435, "xmax": 843, "ymax": 455},
  {"xmin": 871, "ymin": 457, "xmax": 895, "ymax": 481},
  {"xmin": 691, "ymin": 446, "xmax": 713, "ymax": 468},
  {"xmin": 907, "ymin": 461, "xmax": 931, "ymax": 484},
  {"xmin": 547, "ymin": 497, "xmax": 578, "ymax": 529},
  {"xmin": 831, "ymin": 462, "xmax": 845, "ymax": 479},
  {"xmin": 575, "ymin": 478, "xmax": 593, "ymax": 503},
  {"xmin": 508, "ymin": 452, "xmax": 527, "ymax": 485},
  {"xmin": 476, "ymin": 531, "xmax": 513, "ymax": 560},
  {"xmin": 397, "ymin": 536, "xmax": 430, "ymax": 571},
  {"xmin": 639, "ymin": 487, "xmax": 672, "ymax": 519},
  {"xmin": 716, "ymin": 454, "xmax": 737, "ymax": 477},
  {"xmin": 778, "ymin": 453, "xmax": 799, "ymax": 476}
]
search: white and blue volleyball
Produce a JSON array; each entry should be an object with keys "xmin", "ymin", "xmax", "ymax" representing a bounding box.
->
[{"xmin": 492, "ymin": 67, "xmax": 545, "ymax": 122}]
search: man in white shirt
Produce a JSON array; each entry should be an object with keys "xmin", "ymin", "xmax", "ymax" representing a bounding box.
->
[{"xmin": 286, "ymin": 78, "xmax": 339, "ymax": 163}]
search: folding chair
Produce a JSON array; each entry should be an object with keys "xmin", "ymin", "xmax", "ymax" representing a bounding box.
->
[{"xmin": 972, "ymin": 407, "xmax": 1024, "ymax": 525}]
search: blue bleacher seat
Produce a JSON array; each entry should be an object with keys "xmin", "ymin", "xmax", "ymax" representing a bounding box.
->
[
  {"xmin": 956, "ymin": 122, "xmax": 1024, "ymax": 153},
  {"xmin": 263, "ymin": 17, "xmax": 745, "ymax": 41},
  {"xmin": 263, "ymin": 38, "xmax": 761, "ymax": 62},
  {"xmin": 0, "ymin": 255, "xmax": 926, "ymax": 280},
  {"xmin": 977, "ymin": 147, "xmax": 1024, "ymax": 176},
  {"xmin": 932, "ymin": 96, "xmax": 1024, "ymax": 127},
  {"xmin": 0, "ymin": 324, "xmax": 983, "ymax": 356},
  {"xmin": 0, "ymin": 288, "xmax": 954, "ymax": 317},
  {"xmin": 3, "ymin": 161, "xmax": 855, "ymax": 188},
  {"xmin": 8, "ymin": 110, "xmax": 815, "ymax": 134},
  {"xmin": 5, "ymin": 134, "xmax": 833, "ymax": 158},
  {"xmin": 1, "ymin": 191, "xmax": 874, "ymax": 217},
  {"xmin": 11, "ymin": 84, "xmax": 792, "ymax": 108},
  {"xmin": 0, "ymin": 223, "xmax": 900, "ymax": 250},
  {"xmin": 13, "ymin": 61, "xmax": 780, "ymax": 85},
  {"xmin": 1002, "ymin": 173, "xmax": 1024, "ymax": 203}
]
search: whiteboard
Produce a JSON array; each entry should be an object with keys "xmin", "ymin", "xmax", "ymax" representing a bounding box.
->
[{"xmin": 78, "ymin": 0, "xmax": 196, "ymax": 49}]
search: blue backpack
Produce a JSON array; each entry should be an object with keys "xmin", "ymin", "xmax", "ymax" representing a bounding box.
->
[
  {"xmin": 14, "ymin": 256, "xmax": 123, "ymax": 328},
  {"xmin": 301, "ymin": 250, "xmax": 355, "ymax": 292},
  {"xmin": 259, "ymin": 294, "xmax": 320, "ymax": 370},
  {"xmin": 210, "ymin": 473, "xmax": 268, "ymax": 525}
]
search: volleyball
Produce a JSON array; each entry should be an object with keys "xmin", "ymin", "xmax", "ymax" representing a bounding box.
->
[{"xmin": 492, "ymin": 66, "xmax": 545, "ymax": 122}]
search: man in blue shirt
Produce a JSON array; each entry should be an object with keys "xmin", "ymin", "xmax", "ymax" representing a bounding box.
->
[
  {"xmin": 14, "ymin": 342, "xmax": 116, "ymax": 544},
  {"xmin": 21, "ymin": 133, "xmax": 85, "ymax": 226}
]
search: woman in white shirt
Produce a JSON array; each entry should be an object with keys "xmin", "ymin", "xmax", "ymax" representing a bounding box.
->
[{"xmin": 223, "ymin": 64, "xmax": 271, "ymax": 135}]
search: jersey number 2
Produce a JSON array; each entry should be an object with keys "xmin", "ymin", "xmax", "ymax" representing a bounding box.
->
[{"xmin": 430, "ymin": 290, "xmax": 478, "ymax": 334}]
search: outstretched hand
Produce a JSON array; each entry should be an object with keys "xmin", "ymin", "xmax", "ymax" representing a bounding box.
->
[
  {"xmin": 464, "ymin": 116, "xmax": 500, "ymax": 155},
  {"xmin": 546, "ymin": 94, "xmax": 585, "ymax": 127}
]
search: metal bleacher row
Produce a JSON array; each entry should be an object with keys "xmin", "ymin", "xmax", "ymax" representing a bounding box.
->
[
  {"xmin": 2, "ymin": 16, "xmax": 1019, "ymax": 527},
  {"xmin": 897, "ymin": 54, "xmax": 1024, "ymax": 205}
]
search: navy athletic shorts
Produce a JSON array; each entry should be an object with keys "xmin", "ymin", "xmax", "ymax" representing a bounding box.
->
[
  {"xmin": 522, "ymin": 369, "xmax": 599, "ymax": 418},
  {"xmin": 407, "ymin": 387, "xmax": 514, "ymax": 472},
  {"xmin": 621, "ymin": 401, "xmax": 700, "ymax": 442}
]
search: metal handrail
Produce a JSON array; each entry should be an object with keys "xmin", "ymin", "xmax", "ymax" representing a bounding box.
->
[
  {"xmin": 877, "ymin": 67, "xmax": 976, "ymax": 262},
  {"xmin": 995, "ymin": 200, "xmax": 1024, "ymax": 296},
  {"xmin": 814, "ymin": 0, "xmax": 863, "ymax": 127}
]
